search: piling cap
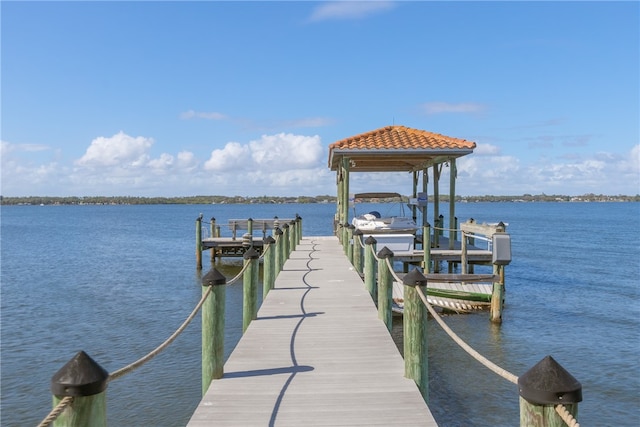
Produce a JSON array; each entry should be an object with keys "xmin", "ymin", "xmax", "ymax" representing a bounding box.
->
[
  {"xmin": 51, "ymin": 351, "xmax": 109, "ymax": 397},
  {"xmin": 402, "ymin": 268, "xmax": 428, "ymax": 287},
  {"xmin": 275, "ymin": 227, "xmax": 283, "ymax": 235},
  {"xmin": 353, "ymin": 229, "xmax": 363, "ymax": 236},
  {"xmin": 518, "ymin": 355, "xmax": 582, "ymax": 404},
  {"xmin": 377, "ymin": 246, "xmax": 394, "ymax": 258},
  {"xmin": 365, "ymin": 236, "xmax": 377, "ymax": 245},
  {"xmin": 282, "ymin": 223, "xmax": 289, "ymax": 229},
  {"xmin": 202, "ymin": 268, "xmax": 227, "ymax": 286},
  {"xmin": 264, "ymin": 235, "xmax": 276, "ymax": 244},
  {"xmin": 243, "ymin": 247, "xmax": 260, "ymax": 259}
]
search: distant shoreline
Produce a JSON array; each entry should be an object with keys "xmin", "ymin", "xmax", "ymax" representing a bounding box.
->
[{"xmin": 1, "ymin": 194, "xmax": 638, "ymax": 206}]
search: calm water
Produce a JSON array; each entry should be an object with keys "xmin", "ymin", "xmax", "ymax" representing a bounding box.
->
[{"xmin": 1, "ymin": 202, "xmax": 639, "ymax": 426}]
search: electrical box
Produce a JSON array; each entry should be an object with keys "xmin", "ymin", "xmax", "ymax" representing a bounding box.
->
[{"xmin": 492, "ymin": 233, "xmax": 512, "ymax": 265}]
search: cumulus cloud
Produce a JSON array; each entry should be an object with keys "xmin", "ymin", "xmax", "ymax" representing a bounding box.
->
[
  {"xmin": 473, "ymin": 143, "xmax": 501, "ymax": 156},
  {"xmin": 421, "ymin": 102, "xmax": 487, "ymax": 115},
  {"xmin": 309, "ymin": 1, "xmax": 395, "ymax": 22},
  {"xmin": 75, "ymin": 132, "xmax": 154, "ymax": 168}
]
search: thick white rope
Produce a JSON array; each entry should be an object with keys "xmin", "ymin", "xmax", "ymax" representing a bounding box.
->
[{"xmin": 36, "ymin": 396, "xmax": 74, "ymax": 427}]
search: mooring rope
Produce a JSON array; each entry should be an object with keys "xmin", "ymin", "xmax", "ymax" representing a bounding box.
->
[
  {"xmin": 36, "ymin": 396, "xmax": 74, "ymax": 427},
  {"xmin": 555, "ymin": 404, "xmax": 581, "ymax": 427},
  {"xmin": 109, "ymin": 285, "xmax": 213, "ymax": 381}
]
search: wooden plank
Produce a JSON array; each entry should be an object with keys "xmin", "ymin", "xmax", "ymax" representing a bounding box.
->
[{"xmin": 188, "ymin": 236, "xmax": 437, "ymax": 426}]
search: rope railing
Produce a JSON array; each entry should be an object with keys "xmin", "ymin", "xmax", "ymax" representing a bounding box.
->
[
  {"xmin": 37, "ymin": 396, "xmax": 74, "ymax": 427},
  {"xmin": 381, "ymin": 256, "xmax": 579, "ymax": 427}
]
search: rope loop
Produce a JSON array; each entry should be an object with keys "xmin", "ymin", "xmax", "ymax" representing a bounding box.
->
[{"xmin": 556, "ymin": 404, "xmax": 580, "ymax": 427}]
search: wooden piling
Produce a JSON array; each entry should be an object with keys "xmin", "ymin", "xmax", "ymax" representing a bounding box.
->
[
  {"xmin": 209, "ymin": 217, "xmax": 216, "ymax": 262},
  {"xmin": 201, "ymin": 269, "xmax": 226, "ymax": 394},
  {"xmin": 518, "ymin": 356, "xmax": 582, "ymax": 427},
  {"xmin": 263, "ymin": 236, "xmax": 276, "ymax": 298},
  {"xmin": 242, "ymin": 247, "xmax": 260, "ymax": 333},
  {"xmin": 275, "ymin": 228, "xmax": 284, "ymax": 275},
  {"xmin": 282, "ymin": 223, "xmax": 290, "ymax": 260},
  {"xmin": 402, "ymin": 269, "xmax": 429, "ymax": 402},
  {"xmin": 490, "ymin": 264, "xmax": 505, "ymax": 323},
  {"xmin": 196, "ymin": 214, "xmax": 203, "ymax": 270},
  {"xmin": 377, "ymin": 246, "xmax": 394, "ymax": 332},
  {"xmin": 423, "ymin": 224, "xmax": 431, "ymax": 273},
  {"xmin": 346, "ymin": 224, "xmax": 354, "ymax": 265},
  {"xmin": 289, "ymin": 220, "xmax": 296, "ymax": 252},
  {"xmin": 353, "ymin": 230, "xmax": 363, "ymax": 275},
  {"xmin": 50, "ymin": 351, "xmax": 109, "ymax": 427},
  {"xmin": 364, "ymin": 236, "xmax": 377, "ymax": 302}
]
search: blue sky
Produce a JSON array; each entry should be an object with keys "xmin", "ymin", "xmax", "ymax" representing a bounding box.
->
[{"xmin": 2, "ymin": 1, "xmax": 638, "ymax": 197}]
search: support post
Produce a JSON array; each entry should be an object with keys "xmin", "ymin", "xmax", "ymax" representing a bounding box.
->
[
  {"xmin": 490, "ymin": 264, "xmax": 505, "ymax": 323},
  {"xmin": 296, "ymin": 214, "xmax": 303, "ymax": 243},
  {"xmin": 201, "ymin": 269, "xmax": 226, "ymax": 394},
  {"xmin": 289, "ymin": 220, "xmax": 296, "ymax": 252},
  {"xmin": 209, "ymin": 217, "xmax": 216, "ymax": 262},
  {"xmin": 461, "ymin": 231, "xmax": 468, "ymax": 274},
  {"xmin": 196, "ymin": 214, "xmax": 203, "ymax": 270},
  {"xmin": 518, "ymin": 356, "xmax": 582, "ymax": 427},
  {"xmin": 50, "ymin": 351, "xmax": 109, "ymax": 427},
  {"xmin": 263, "ymin": 236, "xmax": 276, "ymax": 298},
  {"xmin": 364, "ymin": 236, "xmax": 377, "ymax": 301},
  {"xmin": 346, "ymin": 224, "xmax": 355, "ymax": 265},
  {"xmin": 282, "ymin": 223, "xmax": 290, "ymax": 259},
  {"xmin": 377, "ymin": 246, "xmax": 394, "ymax": 332},
  {"xmin": 242, "ymin": 247, "xmax": 260, "ymax": 333},
  {"xmin": 449, "ymin": 158, "xmax": 456, "ymax": 250},
  {"xmin": 423, "ymin": 224, "xmax": 431, "ymax": 273},
  {"xmin": 402, "ymin": 269, "xmax": 429, "ymax": 403},
  {"xmin": 353, "ymin": 230, "xmax": 363, "ymax": 275},
  {"xmin": 275, "ymin": 227, "xmax": 284, "ymax": 275}
]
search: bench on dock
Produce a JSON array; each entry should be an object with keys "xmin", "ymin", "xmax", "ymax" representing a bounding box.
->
[{"xmin": 228, "ymin": 218, "xmax": 294, "ymax": 239}]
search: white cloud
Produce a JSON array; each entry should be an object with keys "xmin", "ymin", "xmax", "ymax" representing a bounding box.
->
[
  {"xmin": 473, "ymin": 143, "xmax": 501, "ymax": 156},
  {"xmin": 309, "ymin": 1, "xmax": 395, "ymax": 22},
  {"xmin": 250, "ymin": 133, "xmax": 322, "ymax": 168},
  {"xmin": 75, "ymin": 132, "xmax": 153, "ymax": 168},
  {"xmin": 204, "ymin": 142, "xmax": 251, "ymax": 172},
  {"xmin": 421, "ymin": 102, "xmax": 487, "ymax": 115}
]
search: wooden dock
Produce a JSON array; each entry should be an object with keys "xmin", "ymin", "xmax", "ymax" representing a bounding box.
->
[{"xmin": 188, "ymin": 236, "xmax": 437, "ymax": 426}]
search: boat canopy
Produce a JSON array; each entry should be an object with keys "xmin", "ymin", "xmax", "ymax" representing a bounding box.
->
[{"xmin": 353, "ymin": 192, "xmax": 403, "ymax": 199}]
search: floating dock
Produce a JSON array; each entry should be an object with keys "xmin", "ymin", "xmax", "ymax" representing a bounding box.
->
[{"xmin": 188, "ymin": 236, "xmax": 437, "ymax": 426}]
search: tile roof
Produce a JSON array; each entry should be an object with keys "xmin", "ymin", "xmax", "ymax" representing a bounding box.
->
[
  {"xmin": 329, "ymin": 125, "xmax": 476, "ymax": 151},
  {"xmin": 328, "ymin": 125, "xmax": 476, "ymax": 172}
]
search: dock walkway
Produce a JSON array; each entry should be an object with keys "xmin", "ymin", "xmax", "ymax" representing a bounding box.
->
[{"xmin": 188, "ymin": 236, "xmax": 437, "ymax": 426}]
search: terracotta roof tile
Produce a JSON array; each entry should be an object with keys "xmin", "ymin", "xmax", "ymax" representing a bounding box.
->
[{"xmin": 328, "ymin": 125, "xmax": 476, "ymax": 151}]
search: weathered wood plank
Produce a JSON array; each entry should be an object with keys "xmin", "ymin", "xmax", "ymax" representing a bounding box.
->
[{"xmin": 188, "ymin": 236, "xmax": 437, "ymax": 426}]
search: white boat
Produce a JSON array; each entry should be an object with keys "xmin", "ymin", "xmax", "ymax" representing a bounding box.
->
[{"xmin": 351, "ymin": 192, "xmax": 418, "ymax": 234}]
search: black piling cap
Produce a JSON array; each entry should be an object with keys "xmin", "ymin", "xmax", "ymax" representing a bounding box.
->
[
  {"xmin": 353, "ymin": 229, "xmax": 363, "ymax": 236},
  {"xmin": 51, "ymin": 351, "xmax": 109, "ymax": 397},
  {"xmin": 202, "ymin": 268, "xmax": 227, "ymax": 286},
  {"xmin": 377, "ymin": 246, "xmax": 394, "ymax": 258},
  {"xmin": 244, "ymin": 247, "xmax": 260, "ymax": 260},
  {"xmin": 347, "ymin": 224, "xmax": 355, "ymax": 230},
  {"xmin": 275, "ymin": 227, "xmax": 283, "ymax": 235},
  {"xmin": 402, "ymin": 268, "xmax": 428, "ymax": 287},
  {"xmin": 282, "ymin": 223, "xmax": 289, "ymax": 229},
  {"xmin": 365, "ymin": 236, "xmax": 377, "ymax": 245},
  {"xmin": 518, "ymin": 355, "xmax": 582, "ymax": 405},
  {"xmin": 264, "ymin": 235, "xmax": 276, "ymax": 245}
]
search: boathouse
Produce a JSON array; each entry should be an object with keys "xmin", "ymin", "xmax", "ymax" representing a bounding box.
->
[{"xmin": 328, "ymin": 125, "xmax": 476, "ymax": 240}]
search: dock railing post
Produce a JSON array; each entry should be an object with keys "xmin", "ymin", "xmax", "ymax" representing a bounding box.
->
[
  {"xmin": 341, "ymin": 223, "xmax": 350, "ymax": 254},
  {"xmin": 263, "ymin": 236, "xmax": 276, "ymax": 298},
  {"xmin": 377, "ymin": 247, "xmax": 394, "ymax": 332},
  {"xmin": 50, "ymin": 351, "xmax": 109, "ymax": 427},
  {"xmin": 346, "ymin": 224, "xmax": 355, "ymax": 265},
  {"xmin": 402, "ymin": 269, "xmax": 429, "ymax": 403},
  {"xmin": 518, "ymin": 356, "xmax": 582, "ymax": 427},
  {"xmin": 490, "ymin": 222, "xmax": 510, "ymax": 324},
  {"xmin": 201, "ymin": 269, "xmax": 226, "ymax": 394},
  {"xmin": 275, "ymin": 227, "xmax": 284, "ymax": 275},
  {"xmin": 423, "ymin": 224, "xmax": 431, "ymax": 273},
  {"xmin": 242, "ymin": 247, "xmax": 260, "ymax": 333},
  {"xmin": 282, "ymin": 223, "xmax": 290, "ymax": 260},
  {"xmin": 364, "ymin": 236, "xmax": 377, "ymax": 302},
  {"xmin": 289, "ymin": 220, "xmax": 296, "ymax": 252},
  {"xmin": 196, "ymin": 214, "xmax": 203, "ymax": 270},
  {"xmin": 296, "ymin": 214, "xmax": 302, "ymax": 243},
  {"xmin": 247, "ymin": 218, "xmax": 254, "ymax": 248},
  {"xmin": 353, "ymin": 230, "xmax": 363, "ymax": 275}
]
